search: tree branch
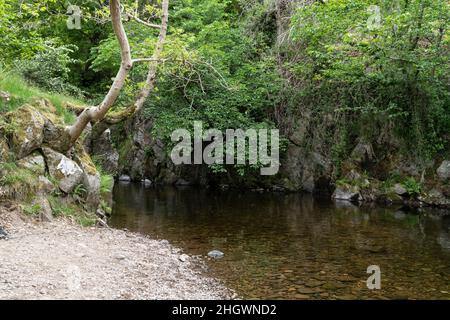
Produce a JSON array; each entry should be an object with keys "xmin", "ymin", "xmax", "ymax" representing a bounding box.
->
[
  {"xmin": 67, "ymin": 0, "xmax": 133, "ymax": 144},
  {"xmin": 84, "ymin": 0, "xmax": 170, "ymax": 142},
  {"xmin": 127, "ymin": 13, "xmax": 161, "ymax": 29},
  {"xmin": 132, "ymin": 57, "xmax": 167, "ymax": 64}
]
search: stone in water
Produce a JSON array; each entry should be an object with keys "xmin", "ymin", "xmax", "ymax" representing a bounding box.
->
[{"xmin": 208, "ymin": 250, "xmax": 224, "ymax": 259}]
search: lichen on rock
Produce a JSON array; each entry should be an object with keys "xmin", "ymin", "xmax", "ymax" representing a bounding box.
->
[{"xmin": 42, "ymin": 147, "xmax": 83, "ymax": 194}]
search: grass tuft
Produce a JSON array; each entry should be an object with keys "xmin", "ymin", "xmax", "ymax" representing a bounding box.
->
[{"xmin": 0, "ymin": 69, "xmax": 84, "ymax": 124}]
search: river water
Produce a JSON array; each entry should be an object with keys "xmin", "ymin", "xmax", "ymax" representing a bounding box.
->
[{"xmin": 110, "ymin": 183, "xmax": 450, "ymax": 300}]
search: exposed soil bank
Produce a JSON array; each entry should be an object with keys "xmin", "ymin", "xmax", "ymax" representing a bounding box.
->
[{"xmin": 0, "ymin": 205, "xmax": 231, "ymax": 300}]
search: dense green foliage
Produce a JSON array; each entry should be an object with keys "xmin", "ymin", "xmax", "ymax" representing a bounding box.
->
[
  {"xmin": 289, "ymin": 0, "xmax": 449, "ymax": 160},
  {"xmin": 1, "ymin": 0, "xmax": 448, "ymax": 170}
]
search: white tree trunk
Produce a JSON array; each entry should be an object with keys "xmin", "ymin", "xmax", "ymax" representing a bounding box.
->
[
  {"xmin": 68, "ymin": 0, "xmax": 132, "ymax": 143},
  {"xmin": 133, "ymin": 0, "xmax": 169, "ymax": 113},
  {"xmin": 68, "ymin": 0, "xmax": 170, "ymax": 145}
]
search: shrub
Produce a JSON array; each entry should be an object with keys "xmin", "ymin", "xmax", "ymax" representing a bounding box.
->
[
  {"xmin": 100, "ymin": 174, "xmax": 114, "ymax": 194},
  {"xmin": 402, "ymin": 177, "xmax": 422, "ymax": 196},
  {"xmin": 15, "ymin": 42, "xmax": 84, "ymax": 98}
]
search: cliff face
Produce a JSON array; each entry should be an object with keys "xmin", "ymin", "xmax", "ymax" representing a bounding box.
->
[
  {"xmin": 88, "ymin": 0, "xmax": 450, "ymax": 211},
  {"xmin": 273, "ymin": 0, "xmax": 449, "ymax": 208}
]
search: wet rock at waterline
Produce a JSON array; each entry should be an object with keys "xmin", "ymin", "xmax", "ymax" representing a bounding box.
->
[
  {"xmin": 43, "ymin": 147, "xmax": 84, "ymax": 194},
  {"xmin": 208, "ymin": 250, "xmax": 224, "ymax": 259},
  {"xmin": 419, "ymin": 189, "xmax": 450, "ymax": 208},
  {"xmin": 394, "ymin": 184, "xmax": 408, "ymax": 197},
  {"xmin": 142, "ymin": 179, "xmax": 152, "ymax": 187},
  {"xmin": 119, "ymin": 175, "xmax": 132, "ymax": 183},
  {"xmin": 332, "ymin": 185, "xmax": 362, "ymax": 202},
  {"xmin": 175, "ymin": 179, "xmax": 191, "ymax": 186}
]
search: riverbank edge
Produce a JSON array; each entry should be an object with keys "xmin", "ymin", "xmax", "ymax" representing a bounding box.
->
[{"xmin": 0, "ymin": 203, "xmax": 235, "ymax": 300}]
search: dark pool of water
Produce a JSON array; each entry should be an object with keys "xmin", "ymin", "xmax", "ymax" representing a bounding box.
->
[{"xmin": 110, "ymin": 183, "xmax": 450, "ymax": 300}]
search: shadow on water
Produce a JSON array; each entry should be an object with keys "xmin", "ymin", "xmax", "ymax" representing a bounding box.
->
[{"xmin": 110, "ymin": 183, "xmax": 450, "ymax": 300}]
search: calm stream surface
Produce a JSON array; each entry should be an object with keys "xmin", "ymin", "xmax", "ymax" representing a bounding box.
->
[{"xmin": 110, "ymin": 183, "xmax": 450, "ymax": 300}]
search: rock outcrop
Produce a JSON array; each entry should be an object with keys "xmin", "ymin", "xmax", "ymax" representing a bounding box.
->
[
  {"xmin": 437, "ymin": 160, "xmax": 450, "ymax": 182},
  {"xmin": 6, "ymin": 105, "xmax": 45, "ymax": 159},
  {"xmin": 0, "ymin": 99, "xmax": 107, "ymax": 223},
  {"xmin": 43, "ymin": 147, "xmax": 84, "ymax": 194}
]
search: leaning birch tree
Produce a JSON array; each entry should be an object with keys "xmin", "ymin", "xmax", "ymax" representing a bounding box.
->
[{"xmin": 67, "ymin": 0, "xmax": 169, "ymax": 145}]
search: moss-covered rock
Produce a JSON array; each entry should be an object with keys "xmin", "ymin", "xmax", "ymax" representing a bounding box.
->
[
  {"xmin": 6, "ymin": 105, "xmax": 46, "ymax": 159},
  {"xmin": 17, "ymin": 151, "xmax": 46, "ymax": 176},
  {"xmin": 42, "ymin": 119, "xmax": 72, "ymax": 153}
]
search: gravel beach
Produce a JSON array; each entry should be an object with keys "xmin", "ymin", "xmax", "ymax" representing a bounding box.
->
[{"xmin": 0, "ymin": 204, "xmax": 231, "ymax": 300}]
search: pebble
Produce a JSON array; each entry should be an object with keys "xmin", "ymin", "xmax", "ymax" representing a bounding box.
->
[
  {"xmin": 208, "ymin": 250, "xmax": 224, "ymax": 259},
  {"xmin": 179, "ymin": 254, "xmax": 189, "ymax": 262}
]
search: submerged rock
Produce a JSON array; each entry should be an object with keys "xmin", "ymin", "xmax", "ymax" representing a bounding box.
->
[
  {"xmin": 43, "ymin": 147, "xmax": 84, "ymax": 194},
  {"xmin": 208, "ymin": 250, "xmax": 224, "ymax": 259}
]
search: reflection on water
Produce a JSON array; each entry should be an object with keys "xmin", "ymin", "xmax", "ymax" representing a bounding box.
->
[{"xmin": 110, "ymin": 183, "xmax": 450, "ymax": 300}]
